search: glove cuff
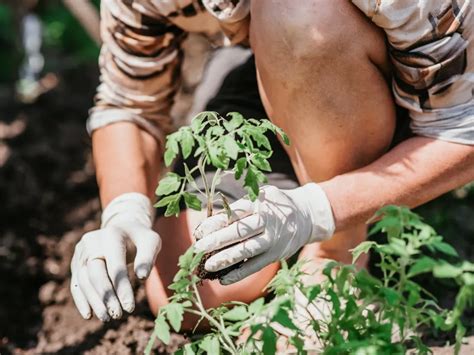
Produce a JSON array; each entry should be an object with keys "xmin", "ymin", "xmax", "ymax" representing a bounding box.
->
[
  {"xmin": 290, "ymin": 183, "xmax": 336, "ymax": 243},
  {"xmin": 101, "ymin": 192, "xmax": 154, "ymax": 229}
]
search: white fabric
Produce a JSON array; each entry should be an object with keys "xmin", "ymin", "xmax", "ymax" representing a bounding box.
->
[
  {"xmin": 194, "ymin": 183, "xmax": 335, "ymax": 285},
  {"xmin": 70, "ymin": 193, "xmax": 161, "ymax": 321}
]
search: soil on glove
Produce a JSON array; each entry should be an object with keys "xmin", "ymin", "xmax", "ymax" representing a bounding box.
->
[
  {"xmin": 1, "ymin": 62, "xmax": 474, "ymax": 355},
  {"xmin": 197, "ymin": 249, "xmax": 244, "ymax": 281}
]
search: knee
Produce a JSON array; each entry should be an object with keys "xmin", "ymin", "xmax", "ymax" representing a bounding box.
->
[{"xmin": 250, "ymin": 0, "xmax": 385, "ymax": 64}]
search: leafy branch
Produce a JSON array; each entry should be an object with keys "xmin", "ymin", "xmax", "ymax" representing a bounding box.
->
[{"xmin": 147, "ymin": 206, "xmax": 473, "ymax": 354}]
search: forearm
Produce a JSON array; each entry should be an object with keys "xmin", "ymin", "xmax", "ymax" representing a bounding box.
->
[
  {"xmin": 321, "ymin": 136, "xmax": 474, "ymax": 231},
  {"xmin": 92, "ymin": 122, "xmax": 162, "ymax": 208}
]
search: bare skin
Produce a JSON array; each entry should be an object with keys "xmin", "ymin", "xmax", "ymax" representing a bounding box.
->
[{"xmin": 91, "ymin": 0, "xmax": 474, "ymax": 330}]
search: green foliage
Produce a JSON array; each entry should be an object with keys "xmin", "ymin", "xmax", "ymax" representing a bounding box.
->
[
  {"xmin": 155, "ymin": 112, "xmax": 290, "ymax": 217},
  {"xmin": 0, "ymin": 1, "xmax": 100, "ymax": 82},
  {"xmin": 150, "ymin": 112, "xmax": 472, "ymax": 354},
  {"xmin": 147, "ymin": 206, "xmax": 473, "ymax": 354}
]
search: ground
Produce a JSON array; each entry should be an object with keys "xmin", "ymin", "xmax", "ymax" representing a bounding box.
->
[{"xmin": 0, "ymin": 58, "xmax": 473, "ymax": 354}]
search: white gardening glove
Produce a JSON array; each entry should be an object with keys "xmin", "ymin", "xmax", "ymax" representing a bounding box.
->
[
  {"xmin": 70, "ymin": 193, "xmax": 161, "ymax": 321},
  {"xmin": 194, "ymin": 183, "xmax": 335, "ymax": 285}
]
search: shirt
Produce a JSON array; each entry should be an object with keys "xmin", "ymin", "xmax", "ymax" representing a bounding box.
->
[{"xmin": 88, "ymin": 0, "xmax": 474, "ymax": 148}]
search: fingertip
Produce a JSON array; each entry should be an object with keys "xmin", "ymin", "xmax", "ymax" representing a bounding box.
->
[
  {"xmin": 135, "ymin": 263, "xmax": 151, "ymax": 279},
  {"xmin": 98, "ymin": 312, "xmax": 111, "ymax": 322},
  {"xmin": 123, "ymin": 301, "xmax": 135, "ymax": 313},
  {"xmin": 107, "ymin": 304, "xmax": 123, "ymax": 320},
  {"xmin": 80, "ymin": 310, "xmax": 92, "ymax": 320},
  {"xmin": 204, "ymin": 258, "xmax": 218, "ymax": 272}
]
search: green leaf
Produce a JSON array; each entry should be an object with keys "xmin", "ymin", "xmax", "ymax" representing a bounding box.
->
[
  {"xmin": 164, "ymin": 132, "xmax": 181, "ymax": 167},
  {"xmin": 178, "ymin": 247, "xmax": 195, "ymax": 269},
  {"xmin": 350, "ymin": 241, "xmax": 377, "ymax": 263},
  {"xmin": 433, "ymin": 262, "xmax": 463, "ymax": 279},
  {"xmin": 180, "ymin": 128, "xmax": 195, "ymax": 159},
  {"xmin": 222, "ymin": 135, "xmax": 240, "ymax": 160},
  {"xmin": 156, "ymin": 173, "xmax": 182, "ymax": 196},
  {"xmin": 432, "ymin": 241, "xmax": 459, "ymax": 257},
  {"xmin": 206, "ymin": 125, "xmax": 225, "ymax": 139},
  {"xmin": 251, "ymin": 154, "xmax": 271, "ymax": 172},
  {"xmin": 234, "ymin": 157, "xmax": 247, "ymax": 180},
  {"xmin": 183, "ymin": 192, "xmax": 202, "ymax": 211},
  {"xmin": 260, "ymin": 119, "xmax": 290, "ymax": 146},
  {"xmin": 208, "ymin": 144, "xmax": 228, "ymax": 169},
  {"xmin": 154, "ymin": 193, "xmax": 180, "ymax": 208},
  {"xmin": 164, "ymin": 149, "xmax": 177, "ymax": 167},
  {"xmin": 387, "ymin": 237, "xmax": 409, "ymax": 257},
  {"xmin": 246, "ymin": 127, "xmax": 271, "ymax": 150},
  {"xmin": 222, "ymin": 305, "xmax": 249, "ymax": 321},
  {"xmin": 262, "ymin": 327, "xmax": 277, "ymax": 355},
  {"xmin": 164, "ymin": 195, "xmax": 181, "ymax": 217},
  {"xmin": 191, "ymin": 111, "xmax": 218, "ymax": 132},
  {"xmin": 249, "ymin": 298, "xmax": 265, "ymax": 315},
  {"xmin": 165, "ymin": 303, "xmax": 184, "ymax": 332},
  {"xmin": 244, "ymin": 166, "xmax": 260, "ymax": 201},
  {"xmin": 306, "ymin": 285, "xmax": 321, "ymax": 303},
  {"xmin": 224, "ymin": 112, "xmax": 244, "ymax": 132},
  {"xmin": 154, "ymin": 314, "xmax": 171, "ymax": 345},
  {"xmin": 191, "ymin": 114, "xmax": 205, "ymax": 133},
  {"xmin": 190, "ymin": 251, "xmax": 205, "ymax": 270},
  {"xmin": 272, "ymin": 308, "xmax": 298, "ymax": 330},
  {"xmin": 199, "ymin": 335, "xmax": 220, "ymax": 354},
  {"xmin": 381, "ymin": 287, "xmax": 401, "ymax": 306},
  {"xmin": 183, "ymin": 343, "xmax": 196, "ymax": 355},
  {"xmin": 277, "ymin": 127, "xmax": 290, "ymax": 146},
  {"xmin": 408, "ymin": 257, "xmax": 436, "ymax": 277}
]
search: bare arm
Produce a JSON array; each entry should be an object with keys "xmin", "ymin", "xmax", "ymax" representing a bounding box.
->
[
  {"xmin": 87, "ymin": 0, "xmax": 187, "ymax": 207},
  {"xmin": 321, "ymin": 137, "xmax": 474, "ymax": 231},
  {"xmin": 92, "ymin": 122, "xmax": 161, "ymax": 207}
]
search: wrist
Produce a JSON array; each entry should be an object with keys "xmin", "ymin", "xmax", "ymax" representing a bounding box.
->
[
  {"xmin": 287, "ymin": 183, "xmax": 336, "ymax": 242},
  {"xmin": 319, "ymin": 177, "xmax": 355, "ymax": 232},
  {"xmin": 101, "ymin": 192, "xmax": 154, "ymax": 229}
]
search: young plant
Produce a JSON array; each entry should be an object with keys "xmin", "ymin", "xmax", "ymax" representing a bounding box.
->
[
  {"xmin": 154, "ymin": 111, "xmax": 289, "ymax": 219},
  {"xmin": 147, "ymin": 206, "xmax": 473, "ymax": 354}
]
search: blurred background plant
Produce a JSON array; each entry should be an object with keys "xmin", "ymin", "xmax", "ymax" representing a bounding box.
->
[{"xmin": 0, "ymin": 0, "xmax": 100, "ymax": 102}]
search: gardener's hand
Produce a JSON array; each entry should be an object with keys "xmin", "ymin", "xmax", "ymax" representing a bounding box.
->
[
  {"xmin": 70, "ymin": 193, "xmax": 161, "ymax": 321},
  {"xmin": 194, "ymin": 183, "xmax": 335, "ymax": 284}
]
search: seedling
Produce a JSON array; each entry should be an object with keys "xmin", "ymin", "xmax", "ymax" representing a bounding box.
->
[
  {"xmin": 154, "ymin": 111, "xmax": 289, "ymax": 279},
  {"xmin": 155, "ymin": 111, "xmax": 289, "ymax": 218}
]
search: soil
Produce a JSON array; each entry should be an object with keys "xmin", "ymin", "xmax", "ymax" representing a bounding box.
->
[
  {"xmin": 1, "ymin": 56, "xmax": 474, "ymax": 355},
  {"xmin": 197, "ymin": 249, "xmax": 244, "ymax": 281}
]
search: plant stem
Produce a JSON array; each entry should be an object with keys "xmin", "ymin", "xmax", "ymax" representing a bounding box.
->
[{"xmin": 190, "ymin": 283, "xmax": 238, "ymax": 354}]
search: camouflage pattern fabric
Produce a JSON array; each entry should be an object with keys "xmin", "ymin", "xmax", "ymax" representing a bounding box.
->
[{"xmin": 88, "ymin": 0, "xmax": 474, "ymax": 148}]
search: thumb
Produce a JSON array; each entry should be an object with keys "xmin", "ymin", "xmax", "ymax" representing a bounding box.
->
[{"xmin": 127, "ymin": 226, "xmax": 162, "ymax": 279}]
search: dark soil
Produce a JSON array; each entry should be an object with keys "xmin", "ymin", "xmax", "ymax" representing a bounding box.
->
[
  {"xmin": 0, "ymin": 64, "xmax": 186, "ymax": 355},
  {"xmin": 197, "ymin": 249, "xmax": 244, "ymax": 281},
  {"xmin": 1, "ymin": 61, "xmax": 474, "ymax": 354}
]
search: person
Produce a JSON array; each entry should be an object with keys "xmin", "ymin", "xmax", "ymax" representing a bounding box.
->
[{"xmin": 70, "ymin": 0, "xmax": 474, "ymax": 327}]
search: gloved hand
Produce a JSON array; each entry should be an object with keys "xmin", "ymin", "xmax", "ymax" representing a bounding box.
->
[
  {"xmin": 70, "ymin": 193, "xmax": 161, "ymax": 321},
  {"xmin": 194, "ymin": 183, "xmax": 335, "ymax": 285}
]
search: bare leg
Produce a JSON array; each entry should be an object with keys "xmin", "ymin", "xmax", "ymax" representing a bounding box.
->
[{"xmin": 250, "ymin": 0, "xmax": 396, "ymax": 267}]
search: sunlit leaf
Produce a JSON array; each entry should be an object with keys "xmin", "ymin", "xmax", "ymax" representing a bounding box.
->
[{"xmin": 156, "ymin": 173, "xmax": 181, "ymax": 196}]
